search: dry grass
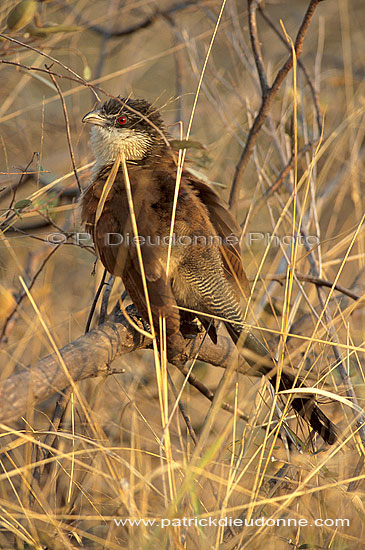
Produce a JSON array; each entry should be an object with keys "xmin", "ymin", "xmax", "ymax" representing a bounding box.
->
[{"xmin": 0, "ymin": 0, "xmax": 364, "ymax": 548}]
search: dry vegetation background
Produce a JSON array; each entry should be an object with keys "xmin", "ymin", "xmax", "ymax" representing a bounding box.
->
[{"xmin": 0, "ymin": 0, "xmax": 364, "ymax": 548}]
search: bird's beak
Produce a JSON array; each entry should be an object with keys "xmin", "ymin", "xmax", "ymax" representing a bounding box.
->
[{"xmin": 82, "ymin": 110, "xmax": 106, "ymax": 127}]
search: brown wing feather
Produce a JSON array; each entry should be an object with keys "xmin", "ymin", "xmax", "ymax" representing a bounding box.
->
[
  {"xmin": 186, "ymin": 174, "xmax": 250, "ymax": 301},
  {"xmin": 121, "ymin": 200, "xmax": 181, "ymax": 339},
  {"xmin": 81, "ymin": 172, "xmax": 181, "ymax": 339}
]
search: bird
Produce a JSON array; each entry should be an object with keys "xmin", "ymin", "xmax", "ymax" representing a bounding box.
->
[{"xmin": 80, "ymin": 96, "xmax": 336, "ymax": 445}]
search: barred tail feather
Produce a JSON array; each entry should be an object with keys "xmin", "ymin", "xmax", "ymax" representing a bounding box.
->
[
  {"xmin": 273, "ymin": 373, "xmax": 337, "ymax": 445},
  {"xmin": 225, "ymin": 321, "xmax": 337, "ymax": 445}
]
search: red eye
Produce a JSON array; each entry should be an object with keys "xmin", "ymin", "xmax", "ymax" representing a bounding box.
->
[{"xmin": 117, "ymin": 115, "xmax": 127, "ymax": 125}]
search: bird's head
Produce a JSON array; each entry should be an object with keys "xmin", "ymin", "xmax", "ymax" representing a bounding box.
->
[{"xmin": 82, "ymin": 97, "xmax": 167, "ymax": 166}]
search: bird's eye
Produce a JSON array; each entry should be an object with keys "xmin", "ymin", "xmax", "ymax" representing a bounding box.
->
[{"xmin": 117, "ymin": 115, "xmax": 127, "ymax": 126}]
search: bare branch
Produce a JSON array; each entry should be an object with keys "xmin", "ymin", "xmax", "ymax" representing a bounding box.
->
[
  {"xmin": 48, "ymin": 72, "xmax": 81, "ymax": 193},
  {"xmin": 263, "ymin": 141, "xmax": 319, "ymax": 197},
  {"xmin": 258, "ymin": 273, "xmax": 362, "ymax": 302},
  {"xmin": 0, "ymin": 304, "xmax": 242, "ymax": 424},
  {"xmin": 175, "ymin": 361, "xmax": 248, "ymax": 421},
  {"xmin": 0, "ymin": 33, "xmax": 100, "ymax": 101},
  {"xmin": 99, "ymin": 274, "xmax": 115, "ymax": 325},
  {"xmin": 258, "ymin": 3, "xmax": 322, "ymax": 135},
  {"xmin": 70, "ymin": 0, "xmax": 199, "ymax": 39},
  {"xmin": 84, "ymin": 268, "xmax": 107, "ymax": 333},
  {"xmin": 0, "ymin": 245, "xmax": 63, "ymax": 343},
  {"xmin": 229, "ymin": 0, "xmax": 323, "ymax": 213},
  {"xmin": 248, "ymin": 0, "xmax": 269, "ymax": 96}
]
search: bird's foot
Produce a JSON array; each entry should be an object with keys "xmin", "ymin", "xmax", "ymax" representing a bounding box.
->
[
  {"xmin": 180, "ymin": 318, "xmax": 203, "ymax": 340},
  {"xmin": 166, "ymin": 333, "xmax": 190, "ymax": 367}
]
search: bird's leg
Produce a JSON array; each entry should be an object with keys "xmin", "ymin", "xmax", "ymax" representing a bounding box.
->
[
  {"xmin": 165, "ymin": 331, "xmax": 190, "ymax": 368},
  {"xmin": 179, "ymin": 310, "xmax": 204, "ymax": 340}
]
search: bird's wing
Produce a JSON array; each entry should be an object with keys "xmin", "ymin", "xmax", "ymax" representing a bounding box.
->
[
  {"xmin": 186, "ymin": 174, "xmax": 251, "ymax": 302},
  {"xmin": 122, "ymin": 255, "xmax": 181, "ymax": 341},
  {"xmin": 121, "ymin": 200, "xmax": 182, "ymax": 339},
  {"xmin": 82, "ymin": 176, "xmax": 181, "ymax": 340}
]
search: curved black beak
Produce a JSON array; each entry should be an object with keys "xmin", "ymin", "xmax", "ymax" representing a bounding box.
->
[{"xmin": 82, "ymin": 110, "xmax": 106, "ymax": 127}]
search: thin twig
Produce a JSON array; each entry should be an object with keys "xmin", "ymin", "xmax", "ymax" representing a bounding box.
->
[
  {"xmin": 6, "ymin": 153, "xmax": 39, "ymax": 215},
  {"xmin": 229, "ymin": 0, "xmax": 323, "ymax": 212},
  {"xmin": 0, "ymin": 34, "xmax": 100, "ymax": 101},
  {"xmin": 163, "ymin": 14, "xmax": 185, "ymax": 124},
  {"xmin": 0, "ymin": 244, "xmax": 63, "ymax": 343},
  {"xmin": 32, "ymin": 270, "xmax": 113, "ymax": 503},
  {"xmin": 258, "ymin": 3, "xmax": 322, "ymax": 135},
  {"xmin": 258, "ymin": 273, "xmax": 361, "ymax": 302},
  {"xmin": 175, "ymin": 362, "xmax": 249, "ymax": 422},
  {"xmin": 48, "ymin": 71, "xmax": 81, "ymax": 193},
  {"xmin": 30, "ymin": 386, "xmax": 73, "ymax": 504},
  {"xmin": 85, "ymin": 269, "xmax": 107, "ymax": 334},
  {"xmin": 0, "ymin": 60, "xmax": 171, "ymax": 154},
  {"xmin": 0, "ymin": 59, "xmax": 99, "ymax": 93},
  {"xmin": 248, "ymin": 0, "xmax": 269, "ymax": 96},
  {"xmin": 263, "ymin": 141, "xmax": 319, "ymax": 197},
  {"xmin": 167, "ymin": 368, "xmax": 198, "ymax": 445},
  {"xmin": 99, "ymin": 274, "xmax": 115, "ymax": 325},
  {"xmin": 68, "ymin": 0, "xmax": 198, "ymax": 39},
  {"xmin": 313, "ymin": 272, "xmax": 365, "ymax": 445}
]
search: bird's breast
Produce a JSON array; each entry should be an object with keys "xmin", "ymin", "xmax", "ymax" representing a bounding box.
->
[{"xmin": 80, "ymin": 164, "xmax": 223, "ymax": 288}]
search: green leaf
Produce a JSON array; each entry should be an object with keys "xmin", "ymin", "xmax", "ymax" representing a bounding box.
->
[
  {"xmin": 26, "ymin": 24, "xmax": 82, "ymax": 38},
  {"xmin": 14, "ymin": 199, "xmax": 32, "ymax": 210},
  {"xmin": 170, "ymin": 139, "xmax": 206, "ymax": 150},
  {"xmin": 7, "ymin": 0, "xmax": 37, "ymax": 31},
  {"xmin": 83, "ymin": 65, "xmax": 91, "ymax": 81}
]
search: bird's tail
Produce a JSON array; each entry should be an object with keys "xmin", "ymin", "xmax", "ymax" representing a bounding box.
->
[{"xmin": 225, "ymin": 321, "xmax": 337, "ymax": 445}]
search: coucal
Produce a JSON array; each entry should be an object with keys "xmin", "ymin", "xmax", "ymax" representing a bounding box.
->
[{"xmin": 81, "ymin": 96, "xmax": 336, "ymax": 445}]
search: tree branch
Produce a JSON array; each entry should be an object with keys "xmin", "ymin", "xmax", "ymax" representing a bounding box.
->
[
  {"xmin": 258, "ymin": 3, "xmax": 322, "ymax": 135},
  {"xmin": 0, "ymin": 306, "xmax": 238, "ymax": 424},
  {"xmin": 229, "ymin": 0, "xmax": 323, "ymax": 213},
  {"xmin": 258, "ymin": 272, "xmax": 361, "ymax": 302},
  {"xmin": 48, "ymin": 72, "xmax": 81, "ymax": 193},
  {"xmin": 248, "ymin": 0, "xmax": 269, "ymax": 96},
  {"xmin": 71, "ymin": 0, "xmax": 198, "ymax": 38}
]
